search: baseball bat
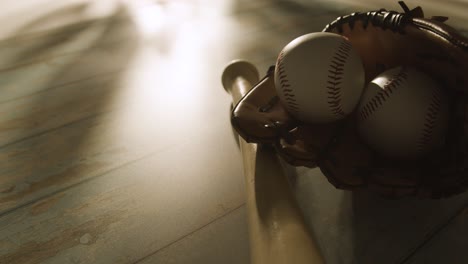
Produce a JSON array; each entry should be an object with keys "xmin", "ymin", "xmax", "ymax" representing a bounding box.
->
[{"xmin": 222, "ymin": 60, "xmax": 324, "ymax": 264}]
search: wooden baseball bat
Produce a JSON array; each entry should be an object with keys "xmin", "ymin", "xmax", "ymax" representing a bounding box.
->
[{"xmin": 222, "ymin": 60, "xmax": 324, "ymax": 264}]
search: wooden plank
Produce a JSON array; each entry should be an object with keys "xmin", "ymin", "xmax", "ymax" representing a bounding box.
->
[
  {"xmin": 403, "ymin": 206, "xmax": 468, "ymax": 264},
  {"xmin": 0, "ymin": 16, "xmax": 138, "ymax": 102},
  {"xmin": 0, "ymin": 6, "xmax": 270, "ymax": 215},
  {"xmin": 0, "ymin": 0, "xmax": 83, "ymax": 40},
  {"xmin": 136, "ymin": 205, "xmax": 250, "ymax": 264},
  {"xmin": 0, "ymin": 73, "xmax": 124, "ymax": 147},
  {"xmin": 0, "ymin": 8, "xmax": 133, "ymax": 69},
  {"xmin": 0, "ymin": 0, "xmax": 353, "ymax": 104},
  {"xmin": 7, "ymin": 147, "xmax": 461, "ymax": 264},
  {"xmin": 0, "ymin": 0, "xmax": 120, "ymax": 41},
  {"xmin": 0, "ymin": 41, "xmax": 244, "ymax": 215},
  {"xmin": 288, "ymin": 166, "xmax": 468, "ymax": 264},
  {"xmin": 2, "ymin": 1, "xmax": 466, "ymax": 264},
  {"xmin": 0, "ymin": 4, "xmax": 278, "ymax": 216},
  {"xmin": 0, "ymin": 110, "xmax": 165, "ymax": 215},
  {"xmin": 0, "ymin": 10, "xmax": 290, "ymax": 147},
  {"xmin": 0, "ymin": 124, "xmax": 246, "ymax": 264},
  {"xmin": 0, "ymin": 5, "xmax": 286, "ymax": 104},
  {"xmin": 0, "ymin": 0, "xmax": 293, "ymax": 73}
]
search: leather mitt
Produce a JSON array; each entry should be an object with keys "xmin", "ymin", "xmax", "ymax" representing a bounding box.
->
[{"xmin": 231, "ymin": 2, "xmax": 468, "ymax": 198}]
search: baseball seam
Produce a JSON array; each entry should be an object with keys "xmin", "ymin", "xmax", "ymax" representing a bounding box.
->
[
  {"xmin": 416, "ymin": 86, "xmax": 442, "ymax": 153},
  {"xmin": 358, "ymin": 68, "xmax": 409, "ymax": 121},
  {"xmin": 276, "ymin": 51, "xmax": 300, "ymax": 114},
  {"xmin": 327, "ymin": 40, "xmax": 351, "ymax": 117}
]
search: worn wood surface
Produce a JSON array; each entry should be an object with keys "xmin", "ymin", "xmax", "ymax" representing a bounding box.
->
[
  {"xmin": 289, "ymin": 167, "xmax": 468, "ymax": 264},
  {"xmin": 0, "ymin": 0, "xmax": 467, "ymax": 263},
  {"xmin": 406, "ymin": 207, "xmax": 468, "ymax": 264}
]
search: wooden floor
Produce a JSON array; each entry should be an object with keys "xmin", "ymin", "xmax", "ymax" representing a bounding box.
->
[{"xmin": 0, "ymin": 0, "xmax": 467, "ymax": 263}]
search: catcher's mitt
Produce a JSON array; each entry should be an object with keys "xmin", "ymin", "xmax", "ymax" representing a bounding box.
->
[{"xmin": 231, "ymin": 2, "xmax": 468, "ymax": 199}]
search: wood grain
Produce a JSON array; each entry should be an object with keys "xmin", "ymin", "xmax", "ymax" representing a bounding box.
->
[
  {"xmin": 0, "ymin": 127, "xmax": 246, "ymax": 264},
  {"xmin": 0, "ymin": 0, "xmax": 467, "ymax": 263},
  {"xmin": 0, "ymin": 14, "xmax": 138, "ymax": 103},
  {"xmin": 290, "ymin": 168, "xmax": 468, "ymax": 264},
  {"xmin": 136, "ymin": 205, "xmax": 250, "ymax": 264},
  {"xmin": 404, "ymin": 205, "xmax": 468, "ymax": 263},
  {"xmin": 223, "ymin": 60, "xmax": 324, "ymax": 264}
]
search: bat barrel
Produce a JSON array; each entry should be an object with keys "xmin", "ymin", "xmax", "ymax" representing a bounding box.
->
[
  {"xmin": 222, "ymin": 60, "xmax": 324, "ymax": 264},
  {"xmin": 222, "ymin": 60, "xmax": 260, "ymax": 105}
]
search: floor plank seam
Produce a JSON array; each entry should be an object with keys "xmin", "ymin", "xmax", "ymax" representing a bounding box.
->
[
  {"xmin": 0, "ymin": 35, "xmax": 133, "ymax": 74},
  {"xmin": 0, "ymin": 69, "xmax": 122, "ymax": 104},
  {"xmin": 0, "ymin": 51, "xmax": 80, "ymax": 73},
  {"xmin": 397, "ymin": 202, "xmax": 468, "ymax": 264},
  {"xmin": 131, "ymin": 203, "xmax": 246, "ymax": 264},
  {"xmin": 0, "ymin": 111, "xmax": 106, "ymax": 150},
  {"xmin": 0, "ymin": 19, "xmax": 136, "ymax": 75},
  {"xmin": 0, "ymin": 14, "xmax": 127, "ymax": 44},
  {"xmin": 0, "ymin": 1, "xmax": 203, "ymax": 44},
  {"xmin": 0, "ymin": 143, "xmax": 176, "ymax": 218},
  {"xmin": 0, "ymin": 129, "xmax": 198, "ymax": 218}
]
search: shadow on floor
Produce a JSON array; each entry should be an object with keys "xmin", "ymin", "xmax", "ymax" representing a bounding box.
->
[
  {"xmin": 0, "ymin": 2, "xmax": 140, "ymax": 216},
  {"xmin": 350, "ymin": 190, "xmax": 468, "ymax": 264}
]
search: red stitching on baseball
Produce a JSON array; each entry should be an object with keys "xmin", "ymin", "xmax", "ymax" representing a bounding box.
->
[
  {"xmin": 333, "ymin": 54, "xmax": 347, "ymax": 61},
  {"xmin": 285, "ymin": 100, "xmax": 299, "ymax": 105},
  {"xmin": 327, "ymin": 40, "xmax": 351, "ymax": 116},
  {"xmin": 328, "ymin": 75, "xmax": 342, "ymax": 81},
  {"xmin": 358, "ymin": 68, "xmax": 408, "ymax": 121},
  {"xmin": 416, "ymin": 87, "xmax": 442, "ymax": 153},
  {"xmin": 333, "ymin": 57, "xmax": 346, "ymax": 63},
  {"xmin": 276, "ymin": 51, "xmax": 299, "ymax": 113}
]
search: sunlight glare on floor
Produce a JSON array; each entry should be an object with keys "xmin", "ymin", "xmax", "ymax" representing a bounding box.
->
[{"xmin": 98, "ymin": 0, "xmax": 239, "ymax": 154}]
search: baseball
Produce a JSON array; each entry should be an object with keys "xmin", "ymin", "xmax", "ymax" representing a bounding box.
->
[
  {"xmin": 274, "ymin": 32, "xmax": 365, "ymax": 123},
  {"xmin": 356, "ymin": 66, "xmax": 449, "ymax": 159}
]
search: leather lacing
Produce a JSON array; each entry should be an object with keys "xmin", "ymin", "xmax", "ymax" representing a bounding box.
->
[
  {"xmin": 323, "ymin": 1, "xmax": 468, "ymax": 52},
  {"xmin": 323, "ymin": 7, "xmax": 409, "ymax": 34},
  {"xmin": 257, "ymin": 2, "xmax": 467, "ymax": 198},
  {"xmin": 316, "ymin": 1, "xmax": 468, "ymax": 197}
]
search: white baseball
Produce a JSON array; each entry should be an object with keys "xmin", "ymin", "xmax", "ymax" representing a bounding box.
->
[
  {"xmin": 356, "ymin": 66, "xmax": 449, "ymax": 159},
  {"xmin": 274, "ymin": 32, "xmax": 365, "ymax": 123}
]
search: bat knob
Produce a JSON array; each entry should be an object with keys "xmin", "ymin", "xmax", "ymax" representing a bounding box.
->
[{"xmin": 222, "ymin": 60, "xmax": 260, "ymax": 94}]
